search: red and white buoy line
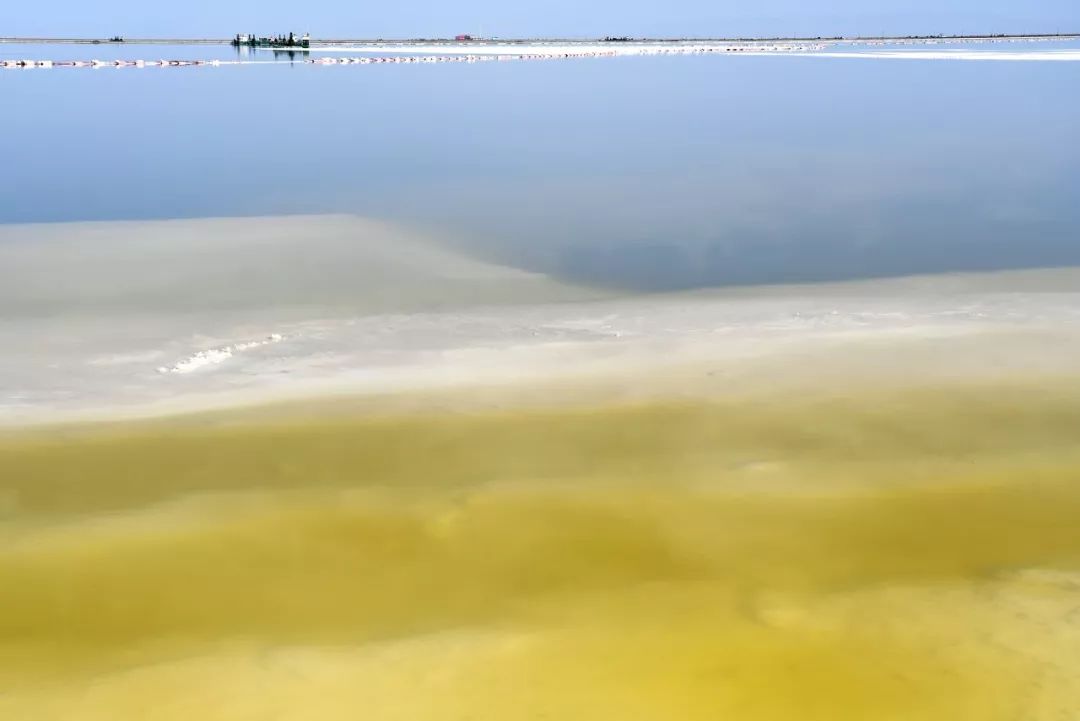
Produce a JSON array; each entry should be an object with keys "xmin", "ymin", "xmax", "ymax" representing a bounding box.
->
[{"xmin": 1, "ymin": 43, "xmax": 827, "ymax": 70}]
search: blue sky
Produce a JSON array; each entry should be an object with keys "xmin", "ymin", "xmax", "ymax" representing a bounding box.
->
[{"xmin": 4, "ymin": 0, "xmax": 1078, "ymax": 39}]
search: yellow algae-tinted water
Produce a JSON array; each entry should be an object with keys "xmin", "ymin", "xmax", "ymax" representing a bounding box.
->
[{"xmin": 3, "ymin": 381, "xmax": 1080, "ymax": 719}]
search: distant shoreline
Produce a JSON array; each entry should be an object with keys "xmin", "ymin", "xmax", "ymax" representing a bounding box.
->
[{"xmin": 1, "ymin": 32, "xmax": 1077, "ymax": 45}]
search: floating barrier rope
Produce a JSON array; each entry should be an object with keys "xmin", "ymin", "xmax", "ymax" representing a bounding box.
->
[
  {"xmin": 3, "ymin": 35, "xmax": 1073, "ymax": 69},
  {"xmin": 1, "ymin": 44, "xmax": 827, "ymax": 69}
]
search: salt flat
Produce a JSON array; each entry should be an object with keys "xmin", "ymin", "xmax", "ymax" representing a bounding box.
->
[
  {"xmin": 801, "ymin": 48, "xmax": 1080, "ymax": 61},
  {"xmin": 3, "ymin": 215, "xmax": 1080, "ymax": 424}
]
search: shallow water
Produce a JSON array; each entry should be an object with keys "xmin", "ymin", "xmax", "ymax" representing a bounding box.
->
[
  {"xmin": 3, "ymin": 216, "xmax": 1080, "ymax": 422},
  {"xmin": 3, "ymin": 383, "xmax": 1080, "ymax": 719},
  {"xmin": 4, "ymin": 37, "xmax": 1080, "ymax": 719}
]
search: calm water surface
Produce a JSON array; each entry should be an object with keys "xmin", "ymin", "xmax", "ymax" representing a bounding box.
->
[
  {"xmin": 5, "ymin": 41, "xmax": 1080, "ymax": 721},
  {"xmin": 3, "ymin": 40, "xmax": 1079, "ymax": 290}
]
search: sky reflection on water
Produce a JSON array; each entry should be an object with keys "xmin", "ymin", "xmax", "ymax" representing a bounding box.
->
[{"xmin": 3, "ymin": 42, "xmax": 1079, "ymax": 290}]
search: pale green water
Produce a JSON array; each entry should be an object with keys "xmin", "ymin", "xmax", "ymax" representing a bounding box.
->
[{"xmin": 3, "ymin": 379, "xmax": 1080, "ymax": 719}]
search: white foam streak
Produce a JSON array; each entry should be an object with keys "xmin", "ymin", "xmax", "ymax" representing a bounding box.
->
[{"xmin": 157, "ymin": 334, "xmax": 283, "ymax": 375}]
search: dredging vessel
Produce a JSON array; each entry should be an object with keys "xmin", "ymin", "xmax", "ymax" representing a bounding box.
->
[{"xmin": 232, "ymin": 32, "xmax": 310, "ymax": 49}]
